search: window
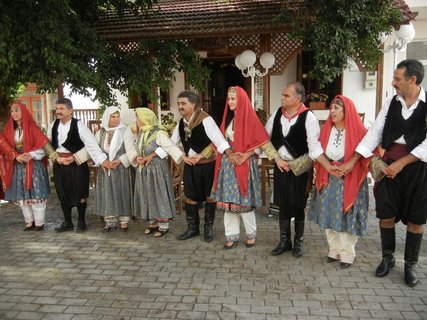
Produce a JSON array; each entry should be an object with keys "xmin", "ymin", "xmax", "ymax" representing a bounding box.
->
[{"xmin": 407, "ymin": 41, "xmax": 427, "ymax": 89}]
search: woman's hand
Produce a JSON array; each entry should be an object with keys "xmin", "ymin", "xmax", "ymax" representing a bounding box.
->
[
  {"xmin": 325, "ymin": 163, "xmax": 341, "ymax": 177},
  {"xmin": 234, "ymin": 151, "xmax": 252, "ymax": 165},
  {"xmin": 109, "ymin": 159, "xmax": 121, "ymax": 170}
]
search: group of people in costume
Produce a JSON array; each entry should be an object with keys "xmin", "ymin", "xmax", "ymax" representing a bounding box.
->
[{"xmin": 0, "ymin": 59, "xmax": 425, "ymax": 288}]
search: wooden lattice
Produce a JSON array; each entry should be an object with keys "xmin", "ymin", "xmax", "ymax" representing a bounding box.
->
[{"xmin": 270, "ymin": 33, "xmax": 303, "ymax": 75}]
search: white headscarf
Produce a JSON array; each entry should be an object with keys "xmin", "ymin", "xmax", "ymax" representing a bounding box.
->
[{"xmin": 101, "ymin": 107, "xmax": 127, "ymax": 161}]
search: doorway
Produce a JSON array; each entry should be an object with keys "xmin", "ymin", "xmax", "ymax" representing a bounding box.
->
[{"xmin": 203, "ymin": 59, "xmax": 245, "ymax": 125}]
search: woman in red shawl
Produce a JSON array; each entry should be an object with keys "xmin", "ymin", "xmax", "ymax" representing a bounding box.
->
[
  {"xmin": 212, "ymin": 86, "xmax": 280, "ymax": 249},
  {"xmin": 308, "ymin": 96, "xmax": 371, "ymax": 268},
  {"xmin": 1, "ymin": 102, "xmax": 53, "ymax": 231},
  {"xmin": 0, "ymin": 132, "xmax": 16, "ymax": 200}
]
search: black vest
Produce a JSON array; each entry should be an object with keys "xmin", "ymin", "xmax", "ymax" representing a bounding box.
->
[
  {"xmin": 270, "ymin": 108, "xmax": 309, "ymax": 158},
  {"xmin": 382, "ymin": 93, "xmax": 427, "ymax": 152},
  {"xmin": 52, "ymin": 118, "xmax": 85, "ymax": 153},
  {"xmin": 178, "ymin": 119, "xmax": 211, "ymax": 155}
]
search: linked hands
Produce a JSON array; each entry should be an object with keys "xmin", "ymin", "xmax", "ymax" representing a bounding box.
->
[
  {"xmin": 15, "ymin": 153, "xmax": 32, "ymax": 164},
  {"xmin": 136, "ymin": 153, "xmax": 156, "ymax": 167},
  {"xmin": 275, "ymin": 159, "xmax": 290, "ymax": 172}
]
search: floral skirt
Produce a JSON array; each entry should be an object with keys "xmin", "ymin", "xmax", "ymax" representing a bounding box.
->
[
  {"xmin": 308, "ymin": 176, "xmax": 369, "ymax": 237},
  {"xmin": 4, "ymin": 160, "xmax": 50, "ymax": 205},
  {"xmin": 211, "ymin": 155, "xmax": 261, "ymax": 213}
]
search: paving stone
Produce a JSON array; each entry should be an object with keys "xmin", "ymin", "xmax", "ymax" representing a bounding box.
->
[{"xmin": 0, "ymin": 187, "xmax": 425, "ymax": 320}]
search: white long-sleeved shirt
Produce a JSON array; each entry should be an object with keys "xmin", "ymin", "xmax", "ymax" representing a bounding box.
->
[
  {"xmin": 356, "ymin": 87, "xmax": 427, "ymax": 162},
  {"xmin": 47, "ymin": 119, "xmax": 107, "ymax": 165},
  {"xmin": 265, "ymin": 107, "xmax": 323, "ymax": 161},
  {"xmin": 170, "ymin": 114, "xmax": 230, "ymax": 156}
]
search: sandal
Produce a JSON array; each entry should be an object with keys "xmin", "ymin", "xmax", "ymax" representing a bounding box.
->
[
  {"xmin": 245, "ymin": 239, "xmax": 256, "ymax": 248},
  {"xmin": 144, "ymin": 225, "xmax": 159, "ymax": 234},
  {"xmin": 153, "ymin": 229, "xmax": 169, "ymax": 237}
]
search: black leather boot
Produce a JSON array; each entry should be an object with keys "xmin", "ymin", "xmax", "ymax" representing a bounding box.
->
[
  {"xmin": 177, "ymin": 203, "xmax": 200, "ymax": 240},
  {"xmin": 271, "ymin": 219, "xmax": 292, "ymax": 256},
  {"xmin": 293, "ymin": 220, "xmax": 304, "ymax": 257},
  {"xmin": 375, "ymin": 227, "xmax": 395, "ymax": 277},
  {"xmin": 404, "ymin": 231, "xmax": 423, "ymax": 287},
  {"xmin": 204, "ymin": 202, "xmax": 216, "ymax": 243}
]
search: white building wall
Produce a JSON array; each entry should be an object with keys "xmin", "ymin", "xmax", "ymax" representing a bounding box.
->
[
  {"xmin": 269, "ymin": 58, "xmax": 297, "ymax": 115},
  {"xmin": 342, "ymin": 69, "xmax": 377, "ymax": 127}
]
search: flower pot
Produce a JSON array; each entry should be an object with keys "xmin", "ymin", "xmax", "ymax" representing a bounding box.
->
[{"xmin": 309, "ymin": 101, "xmax": 326, "ymax": 110}]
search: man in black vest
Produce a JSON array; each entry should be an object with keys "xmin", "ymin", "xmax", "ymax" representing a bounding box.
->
[
  {"xmin": 48, "ymin": 98, "xmax": 109, "ymax": 232},
  {"xmin": 341, "ymin": 59, "xmax": 426, "ymax": 287},
  {"xmin": 265, "ymin": 82, "xmax": 323, "ymax": 257},
  {"xmin": 171, "ymin": 91, "xmax": 235, "ymax": 242}
]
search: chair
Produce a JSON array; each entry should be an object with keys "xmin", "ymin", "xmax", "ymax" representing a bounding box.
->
[{"xmin": 169, "ymin": 157, "xmax": 184, "ymax": 214}]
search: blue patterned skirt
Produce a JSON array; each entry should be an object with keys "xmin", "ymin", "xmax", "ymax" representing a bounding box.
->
[
  {"xmin": 308, "ymin": 176, "xmax": 369, "ymax": 237},
  {"xmin": 4, "ymin": 160, "xmax": 50, "ymax": 205},
  {"xmin": 212, "ymin": 155, "xmax": 261, "ymax": 213}
]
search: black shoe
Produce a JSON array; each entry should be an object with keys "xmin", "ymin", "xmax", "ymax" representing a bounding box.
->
[
  {"xmin": 23, "ymin": 223, "xmax": 35, "ymax": 231},
  {"xmin": 404, "ymin": 262, "xmax": 419, "ymax": 287},
  {"xmin": 271, "ymin": 239, "xmax": 292, "ymax": 256},
  {"xmin": 223, "ymin": 242, "xmax": 238, "ymax": 250},
  {"xmin": 75, "ymin": 220, "xmax": 87, "ymax": 232},
  {"xmin": 35, "ymin": 225, "xmax": 44, "ymax": 231},
  {"xmin": 375, "ymin": 257, "xmax": 395, "ymax": 277},
  {"xmin": 176, "ymin": 229, "xmax": 200, "ymax": 240},
  {"xmin": 55, "ymin": 222, "xmax": 74, "ymax": 232},
  {"xmin": 327, "ymin": 257, "xmax": 338, "ymax": 263},
  {"xmin": 340, "ymin": 262, "xmax": 352, "ymax": 269}
]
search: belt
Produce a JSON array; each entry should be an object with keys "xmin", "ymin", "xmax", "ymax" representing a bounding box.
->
[{"xmin": 58, "ymin": 152, "xmax": 73, "ymax": 158}]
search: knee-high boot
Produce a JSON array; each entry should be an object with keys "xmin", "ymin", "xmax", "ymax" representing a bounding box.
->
[
  {"xmin": 404, "ymin": 231, "xmax": 423, "ymax": 287},
  {"xmin": 177, "ymin": 203, "xmax": 200, "ymax": 240},
  {"xmin": 204, "ymin": 202, "xmax": 216, "ymax": 242},
  {"xmin": 271, "ymin": 219, "xmax": 292, "ymax": 256},
  {"xmin": 375, "ymin": 227, "xmax": 395, "ymax": 277},
  {"xmin": 293, "ymin": 220, "xmax": 304, "ymax": 257}
]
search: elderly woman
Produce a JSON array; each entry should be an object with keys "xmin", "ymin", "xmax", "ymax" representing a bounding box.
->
[
  {"xmin": 1, "ymin": 102, "xmax": 56, "ymax": 231},
  {"xmin": 128, "ymin": 108, "xmax": 183, "ymax": 237},
  {"xmin": 212, "ymin": 86, "xmax": 280, "ymax": 249},
  {"xmin": 95, "ymin": 107, "xmax": 134, "ymax": 231},
  {"xmin": 308, "ymin": 96, "xmax": 371, "ymax": 268}
]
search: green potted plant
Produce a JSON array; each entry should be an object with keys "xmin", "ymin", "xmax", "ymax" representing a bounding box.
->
[{"xmin": 307, "ymin": 93, "xmax": 328, "ymax": 109}]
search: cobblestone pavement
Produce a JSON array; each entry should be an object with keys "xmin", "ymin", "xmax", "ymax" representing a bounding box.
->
[{"xmin": 0, "ymin": 187, "xmax": 426, "ymax": 320}]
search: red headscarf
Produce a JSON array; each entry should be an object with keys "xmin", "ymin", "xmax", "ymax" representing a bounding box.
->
[
  {"xmin": 213, "ymin": 86, "xmax": 270, "ymax": 197},
  {"xmin": 315, "ymin": 95, "xmax": 371, "ymax": 213},
  {"xmin": 1, "ymin": 102, "xmax": 49, "ymax": 191}
]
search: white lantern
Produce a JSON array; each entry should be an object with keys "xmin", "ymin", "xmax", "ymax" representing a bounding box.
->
[
  {"xmin": 260, "ymin": 52, "xmax": 275, "ymax": 69},
  {"xmin": 394, "ymin": 22, "xmax": 415, "ymax": 43},
  {"xmin": 234, "ymin": 54, "xmax": 245, "ymax": 70},
  {"xmin": 239, "ymin": 50, "xmax": 256, "ymax": 68}
]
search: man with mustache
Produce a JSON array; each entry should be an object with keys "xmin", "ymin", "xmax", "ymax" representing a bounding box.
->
[
  {"xmin": 340, "ymin": 59, "xmax": 427, "ymax": 287},
  {"xmin": 171, "ymin": 90, "xmax": 235, "ymax": 242},
  {"xmin": 47, "ymin": 97, "xmax": 109, "ymax": 232}
]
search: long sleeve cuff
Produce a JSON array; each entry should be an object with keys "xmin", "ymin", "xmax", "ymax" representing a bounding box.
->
[
  {"xmin": 355, "ymin": 145, "xmax": 374, "ymax": 159},
  {"xmin": 261, "ymin": 141, "xmax": 280, "ymax": 161},
  {"xmin": 217, "ymin": 141, "xmax": 231, "ymax": 154}
]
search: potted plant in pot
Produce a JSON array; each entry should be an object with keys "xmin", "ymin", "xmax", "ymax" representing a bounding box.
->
[{"xmin": 307, "ymin": 93, "xmax": 328, "ymax": 109}]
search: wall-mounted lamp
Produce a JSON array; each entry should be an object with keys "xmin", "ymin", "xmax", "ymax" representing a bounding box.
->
[
  {"xmin": 235, "ymin": 50, "xmax": 275, "ymax": 105},
  {"xmin": 382, "ymin": 22, "xmax": 416, "ymax": 66}
]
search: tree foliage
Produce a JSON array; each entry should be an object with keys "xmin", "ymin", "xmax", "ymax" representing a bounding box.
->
[
  {"xmin": 278, "ymin": 0, "xmax": 402, "ymax": 86},
  {"xmin": 0, "ymin": 0, "xmax": 208, "ymax": 127},
  {"xmin": 0, "ymin": 0, "xmax": 403, "ymax": 126}
]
